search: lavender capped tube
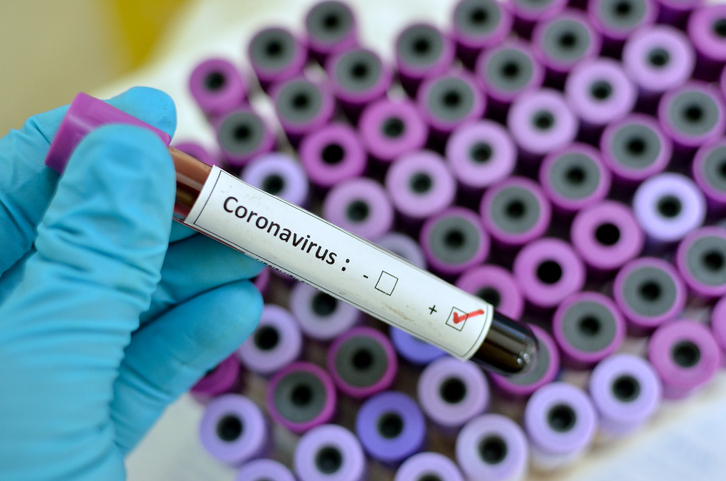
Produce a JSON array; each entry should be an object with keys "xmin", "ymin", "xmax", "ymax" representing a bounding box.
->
[
  {"xmin": 692, "ymin": 140, "xmax": 726, "ymax": 212},
  {"xmin": 327, "ymin": 327, "xmax": 398, "ymax": 399},
  {"xmin": 587, "ymin": 0, "xmax": 658, "ymax": 46},
  {"xmin": 199, "ymin": 394, "xmax": 268, "ymax": 466},
  {"xmin": 722, "ymin": 65, "xmax": 726, "ymax": 104},
  {"xmin": 687, "ymin": 5, "xmax": 726, "ymax": 81},
  {"xmin": 235, "ymin": 459, "xmax": 296, "ymax": 481},
  {"xmin": 456, "ymin": 265, "xmax": 525, "ymax": 320},
  {"xmin": 327, "ymin": 47, "xmax": 392, "ymax": 119},
  {"xmin": 417, "ymin": 356, "xmax": 490, "ymax": 430},
  {"xmin": 675, "ymin": 227, "xmax": 726, "ymax": 300},
  {"xmin": 298, "ymin": 123, "xmax": 367, "ymax": 189},
  {"xmin": 267, "ymin": 362, "xmax": 337, "ymax": 434},
  {"xmin": 710, "ymin": 296, "xmax": 726, "ymax": 360},
  {"xmin": 613, "ymin": 257, "xmax": 686, "ymax": 334},
  {"xmin": 571, "ymin": 201, "xmax": 645, "ymax": 273},
  {"xmin": 294, "ymin": 424, "xmax": 366, "ymax": 481},
  {"xmin": 390, "ymin": 327, "xmax": 447, "ymax": 366},
  {"xmin": 241, "ymin": 152, "xmax": 309, "ymax": 207},
  {"xmin": 248, "ymin": 27, "xmax": 307, "ymax": 91},
  {"xmin": 191, "ymin": 355, "xmax": 241, "ymax": 403},
  {"xmin": 174, "ymin": 140, "xmax": 222, "ymax": 168},
  {"xmin": 656, "ymin": 0, "xmax": 703, "ymax": 26},
  {"xmin": 289, "ymin": 281, "xmax": 361, "ymax": 341},
  {"xmin": 304, "ymin": 1, "xmax": 358, "ymax": 64},
  {"xmin": 356, "ymin": 391, "xmax": 426, "ymax": 464},
  {"xmin": 358, "ymin": 99, "xmax": 428, "ymax": 164},
  {"xmin": 658, "ymin": 82, "xmax": 726, "ymax": 150},
  {"xmin": 189, "ymin": 58, "xmax": 247, "ymax": 119},
  {"xmin": 272, "ymin": 77, "xmax": 335, "ymax": 147},
  {"xmin": 237, "ymin": 305, "xmax": 302, "ymax": 376},
  {"xmin": 523, "ymin": 382, "xmax": 597, "ymax": 471},
  {"xmin": 395, "ymin": 23, "xmax": 455, "ymax": 97},
  {"xmin": 216, "ymin": 108, "xmax": 275, "ymax": 169},
  {"xmin": 420, "ymin": 207, "xmax": 490, "ymax": 277},
  {"xmin": 510, "ymin": 0, "xmax": 568, "ymax": 37},
  {"xmin": 322, "ymin": 177, "xmax": 393, "ymax": 241},
  {"xmin": 456, "ymin": 414, "xmax": 529, "ymax": 481},
  {"xmin": 253, "ymin": 267, "xmax": 271, "ymax": 298},
  {"xmin": 394, "ymin": 452, "xmax": 465, "ymax": 481},
  {"xmin": 452, "ymin": 0, "xmax": 514, "ymax": 68},
  {"xmin": 539, "ymin": 143, "xmax": 611, "ymax": 214},
  {"xmin": 648, "ymin": 319, "xmax": 721, "ymax": 400},
  {"xmin": 376, "ymin": 232, "xmax": 427, "ymax": 270},
  {"xmin": 589, "ymin": 353, "xmax": 662, "ymax": 437},
  {"xmin": 532, "ymin": 10, "xmax": 602, "ymax": 79},
  {"xmin": 553, "ymin": 292, "xmax": 626, "ymax": 369}
]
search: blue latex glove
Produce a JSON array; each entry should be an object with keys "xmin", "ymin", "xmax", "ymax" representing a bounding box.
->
[{"xmin": 0, "ymin": 87, "xmax": 264, "ymax": 480}]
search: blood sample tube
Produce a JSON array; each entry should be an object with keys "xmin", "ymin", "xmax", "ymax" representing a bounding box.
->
[
  {"xmin": 480, "ymin": 177, "xmax": 552, "ymax": 248},
  {"xmin": 632, "ymin": 173, "xmax": 706, "ymax": 244},
  {"xmin": 456, "ymin": 265, "xmax": 525, "ymax": 320},
  {"xmin": 199, "ymin": 394, "xmax": 268, "ymax": 466},
  {"xmin": 190, "ymin": 355, "xmax": 241, "ymax": 403},
  {"xmin": 355, "ymin": 391, "xmax": 426, "ymax": 464},
  {"xmin": 658, "ymin": 82, "xmax": 726, "ymax": 150},
  {"xmin": 553, "ymin": 292, "xmax": 625, "ymax": 369},
  {"xmin": 294, "ymin": 424, "xmax": 366, "ymax": 481},
  {"xmin": 420, "ymin": 207, "xmax": 490, "ymax": 277},
  {"xmin": 513, "ymin": 238, "xmax": 586, "ymax": 311},
  {"xmin": 710, "ymin": 296, "xmax": 726, "ymax": 362},
  {"xmin": 267, "ymin": 362, "xmax": 337, "ymax": 434},
  {"xmin": 376, "ymin": 232, "xmax": 427, "ymax": 270},
  {"xmin": 451, "ymin": 0, "xmax": 514, "ymax": 68},
  {"xmin": 613, "ymin": 257, "xmax": 686, "ymax": 334},
  {"xmin": 507, "ymin": 89, "xmax": 578, "ymax": 161},
  {"xmin": 241, "ymin": 152, "xmax": 309, "ymax": 207},
  {"xmin": 304, "ymin": 1, "xmax": 358, "ymax": 64},
  {"xmin": 656, "ymin": 0, "xmax": 703, "ymax": 27},
  {"xmin": 395, "ymin": 23, "xmax": 455, "ymax": 97},
  {"xmin": 445, "ymin": 120, "xmax": 517, "ymax": 198},
  {"xmin": 599, "ymin": 114, "xmax": 672, "ymax": 185},
  {"xmin": 188, "ymin": 58, "xmax": 247, "ymax": 120},
  {"xmin": 490, "ymin": 325, "xmax": 560, "ymax": 399},
  {"xmin": 235, "ymin": 459, "xmax": 296, "ymax": 481},
  {"xmin": 675, "ymin": 227, "xmax": 726, "ymax": 300},
  {"xmin": 358, "ymin": 99, "xmax": 428, "ymax": 164},
  {"xmin": 272, "ymin": 77, "xmax": 335, "ymax": 147},
  {"xmin": 687, "ymin": 5, "xmax": 726, "ymax": 81},
  {"xmin": 648, "ymin": 319, "xmax": 721, "ymax": 400},
  {"xmin": 237, "ymin": 305, "xmax": 302, "ymax": 376},
  {"xmin": 523, "ymin": 382, "xmax": 597, "ymax": 471},
  {"xmin": 322, "ymin": 178, "xmax": 393, "ymax": 242},
  {"xmin": 456, "ymin": 414, "xmax": 529, "ymax": 481},
  {"xmin": 173, "ymin": 141, "xmax": 222, "ymax": 168},
  {"xmin": 298, "ymin": 123, "xmax": 367, "ymax": 189},
  {"xmin": 510, "ymin": 0, "xmax": 569, "ymax": 38},
  {"xmin": 289, "ymin": 281, "xmax": 361, "ymax": 342},
  {"xmin": 692, "ymin": 139, "xmax": 726, "ymax": 213},
  {"xmin": 394, "ymin": 452, "xmax": 465, "ymax": 481},
  {"xmin": 385, "ymin": 150, "xmax": 456, "ymax": 224},
  {"xmin": 539, "ymin": 143, "xmax": 611, "ymax": 214},
  {"xmin": 587, "ymin": 0, "xmax": 658, "ymax": 50},
  {"xmin": 570, "ymin": 201, "xmax": 645, "ymax": 274},
  {"xmin": 327, "ymin": 327, "xmax": 398, "ymax": 399},
  {"xmin": 588, "ymin": 353, "xmax": 662, "ymax": 437},
  {"xmin": 417, "ymin": 356, "xmax": 490, "ymax": 430},
  {"xmin": 215, "ymin": 108, "xmax": 275, "ymax": 169},
  {"xmin": 247, "ymin": 27, "xmax": 307, "ymax": 91},
  {"xmin": 389, "ymin": 327, "xmax": 447, "ymax": 366},
  {"xmin": 327, "ymin": 47, "xmax": 392, "ymax": 120}
]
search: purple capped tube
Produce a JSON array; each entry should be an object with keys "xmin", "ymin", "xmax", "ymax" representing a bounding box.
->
[
  {"xmin": 658, "ymin": 82, "xmax": 726, "ymax": 150},
  {"xmin": 589, "ymin": 353, "xmax": 662, "ymax": 437},
  {"xmin": 272, "ymin": 77, "xmax": 335, "ymax": 147},
  {"xmin": 190, "ymin": 355, "xmax": 241, "ymax": 403},
  {"xmin": 327, "ymin": 327, "xmax": 397, "ymax": 399},
  {"xmin": 267, "ymin": 362, "xmax": 337, "ymax": 434},
  {"xmin": 687, "ymin": 5, "xmax": 726, "ymax": 81},
  {"xmin": 613, "ymin": 257, "xmax": 686, "ymax": 334},
  {"xmin": 722, "ymin": 65, "xmax": 726, "ymax": 104},
  {"xmin": 490, "ymin": 325, "xmax": 560, "ymax": 399},
  {"xmin": 523, "ymin": 382, "xmax": 597, "ymax": 471},
  {"xmin": 711, "ymin": 296, "xmax": 726, "ymax": 361},
  {"xmin": 456, "ymin": 414, "xmax": 529, "ymax": 481},
  {"xmin": 456, "ymin": 264, "xmax": 525, "ymax": 320},
  {"xmin": 587, "ymin": 0, "xmax": 658, "ymax": 48},
  {"xmin": 253, "ymin": 267, "xmax": 271, "ymax": 298},
  {"xmin": 633, "ymin": 173, "xmax": 706, "ymax": 244},
  {"xmin": 199, "ymin": 394, "xmax": 268, "ymax": 466},
  {"xmin": 188, "ymin": 58, "xmax": 247, "ymax": 119},
  {"xmin": 419, "ymin": 207, "xmax": 490, "ymax": 277},
  {"xmin": 692, "ymin": 139, "xmax": 726, "ymax": 212},
  {"xmin": 571, "ymin": 201, "xmax": 645, "ymax": 274},
  {"xmin": 356, "ymin": 391, "xmax": 426, "ymax": 464},
  {"xmin": 539, "ymin": 143, "xmax": 611, "ymax": 214},
  {"xmin": 173, "ymin": 140, "xmax": 222, "ymax": 168},
  {"xmin": 358, "ymin": 99, "xmax": 428, "ymax": 164},
  {"xmin": 298, "ymin": 123, "xmax": 367, "ymax": 189},
  {"xmin": 377, "ymin": 232, "xmax": 427, "ymax": 270},
  {"xmin": 241, "ymin": 152, "xmax": 309, "ymax": 207},
  {"xmin": 395, "ymin": 23, "xmax": 455, "ymax": 97},
  {"xmin": 675, "ymin": 227, "xmax": 726, "ymax": 300},
  {"xmin": 322, "ymin": 177, "xmax": 393, "ymax": 242},
  {"xmin": 553, "ymin": 292, "xmax": 626, "ymax": 369},
  {"xmin": 327, "ymin": 47, "xmax": 392, "ymax": 119},
  {"xmin": 215, "ymin": 107, "xmax": 275, "ymax": 169},
  {"xmin": 294, "ymin": 424, "xmax": 366, "ymax": 481},
  {"xmin": 389, "ymin": 327, "xmax": 447, "ymax": 366},
  {"xmin": 394, "ymin": 452, "xmax": 465, "ymax": 481},
  {"xmin": 417, "ymin": 356, "xmax": 490, "ymax": 430},
  {"xmin": 304, "ymin": 1, "xmax": 358, "ymax": 64},
  {"xmin": 289, "ymin": 281, "xmax": 361, "ymax": 341},
  {"xmin": 513, "ymin": 238, "xmax": 586, "ymax": 310},
  {"xmin": 648, "ymin": 319, "xmax": 721, "ymax": 400},
  {"xmin": 451, "ymin": 0, "xmax": 514, "ymax": 68},
  {"xmin": 235, "ymin": 459, "xmax": 296, "ymax": 481},
  {"xmin": 237, "ymin": 305, "xmax": 302, "ymax": 377},
  {"xmin": 510, "ymin": 0, "xmax": 568, "ymax": 38},
  {"xmin": 247, "ymin": 27, "xmax": 307, "ymax": 91}
]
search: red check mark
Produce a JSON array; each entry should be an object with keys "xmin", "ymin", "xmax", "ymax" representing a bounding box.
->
[{"xmin": 453, "ymin": 309, "xmax": 484, "ymax": 324}]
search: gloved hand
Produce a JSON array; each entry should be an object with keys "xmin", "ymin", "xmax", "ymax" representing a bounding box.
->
[{"xmin": 0, "ymin": 87, "xmax": 264, "ymax": 480}]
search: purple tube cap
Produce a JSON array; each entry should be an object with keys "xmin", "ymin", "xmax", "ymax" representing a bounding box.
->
[
  {"xmin": 675, "ymin": 227, "xmax": 726, "ymax": 299},
  {"xmin": 565, "ymin": 59, "xmax": 636, "ymax": 127},
  {"xmin": 326, "ymin": 47, "xmax": 392, "ymax": 106},
  {"xmin": 511, "ymin": 0, "xmax": 568, "ymax": 23},
  {"xmin": 532, "ymin": 9, "xmax": 602, "ymax": 73},
  {"xmin": 236, "ymin": 304, "xmax": 302, "ymax": 376},
  {"xmin": 693, "ymin": 139, "xmax": 726, "ymax": 207},
  {"xmin": 299, "ymin": 123, "xmax": 367, "ymax": 188},
  {"xmin": 322, "ymin": 177, "xmax": 393, "ymax": 242},
  {"xmin": 235, "ymin": 459, "xmax": 296, "ymax": 481},
  {"xmin": 658, "ymin": 81, "xmax": 726, "ymax": 148},
  {"xmin": 416, "ymin": 69, "xmax": 486, "ymax": 134},
  {"xmin": 358, "ymin": 99, "xmax": 428, "ymax": 163},
  {"xmin": 420, "ymin": 207, "xmax": 490, "ymax": 276},
  {"xmin": 456, "ymin": 264, "xmax": 524, "ymax": 320},
  {"xmin": 688, "ymin": 5, "xmax": 726, "ymax": 63},
  {"xmin": 294, "ymin": 424, "xmax": 365, "ymax": 481},
  {"xmin": 451, "ymin": 0, "xmax": 514, "ymax": 51},
  {"xmin": 389, "ymin": 327, "xmax": 447, "ymax": 365},
  {"xmin": 188, "ymin": 58, "xmax": 247, "ymax": 118},
  {"xmin": 475, "ymin": 40, "xmax": 545, "ymax": 104},
  {"xmin": 588, "ymin": 0, "xmax": 658, "ymax": 41},
  {"xmin": 395, "ymin": 452, "xmax": 464, "ymax": 481},
  {"xmin": 623, "ymin": 26, "xmax": 695, "ymax": 93},
  {"xmin": 191, "ymin": 355, "xmax": 240, "ymax": 400}
]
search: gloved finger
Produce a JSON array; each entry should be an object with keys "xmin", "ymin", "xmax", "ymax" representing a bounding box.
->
[
  {"xmin": 110, "ymin": 280, "xmax": 263, "ymax": 454},
  {"xmin": 141, "ymin": 234, "xmax": 265, "ymax": 323},
  {"xmin": 0, "ymin": 86, "xmax": 176, "ymax": 276},
  {"xmin": 170, "ymin": 222, "xmax": 197, "ymax": 242}
]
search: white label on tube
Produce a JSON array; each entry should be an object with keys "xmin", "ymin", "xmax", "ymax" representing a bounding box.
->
[{"xmin": 184, "ymin": 166, "xmax": 493, "ymax": 360}]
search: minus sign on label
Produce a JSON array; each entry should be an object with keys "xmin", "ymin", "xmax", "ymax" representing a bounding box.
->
[{"xmin": 363, "ymin": 275, "xmax": 368, "ymax": 279}]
